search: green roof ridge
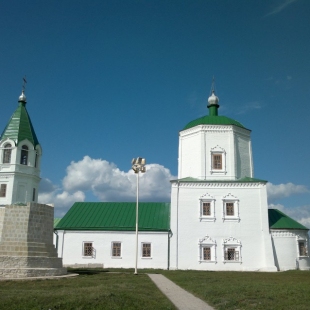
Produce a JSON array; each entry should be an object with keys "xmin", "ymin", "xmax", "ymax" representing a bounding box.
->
[
  {"xmin": 268, "ymin": 209, "xmax": 308, "ymax": 230},
  {"xmin": 183, "ymin": 115, "xmax": 247, "ymax": 131},
  {"xmin": 55, "ymin": 202, "xmax": 170, "ymax": 231},
  {"xmin": 171, "ymin": 176, "xmax": 268, "ymax": 183},
  {"xmin": 0, "ymin": 102, "xmax": 39, "ymax": 146}
]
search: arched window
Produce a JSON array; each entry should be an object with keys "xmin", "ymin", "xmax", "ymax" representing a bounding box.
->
[
  {"xmin": 34, "ymin": 152, "xmax": 38, "ymax": 168},
  {"xmin": 3, "ymin": 143, "xmax": 12, "ymax": 163},
  {"xmin": 20, "ymin": 145, "xmax": 28, "ymax": 165}
]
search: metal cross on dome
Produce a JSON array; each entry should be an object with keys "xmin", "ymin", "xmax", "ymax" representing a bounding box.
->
[{"xmin": 22, "ymin": 76, "xmax": 27, "ymax": 92}]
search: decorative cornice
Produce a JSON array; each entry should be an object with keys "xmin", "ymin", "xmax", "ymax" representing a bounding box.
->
[
  {"xmin": 271, "ymin": 230, "xmax": 309, "ymax": 238},
  {"xmin": 223, "ymin": 237, "xmax": 241, "ymax": 245},
  {"xmin": 199, "ymin": 235, "xmax": 216, "ymax": 244},
  {"xmin": 180, "ymin": 124, "xmax": 251, "ymax": 137},
  {"xmin": 172, "ymin": 182, "xmax": 263, "ymax": 188}
]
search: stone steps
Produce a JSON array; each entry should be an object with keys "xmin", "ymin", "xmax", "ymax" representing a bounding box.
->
[
  {"xmin": 0, "ymin": 267, "xmax": 67, "ymax": 278},
  {"xmin": 0, "ymin": 256, "xmax": 64, "ymax": 268}
]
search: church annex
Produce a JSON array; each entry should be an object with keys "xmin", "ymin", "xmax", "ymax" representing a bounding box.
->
[{"xmin": 54, "ymin": 88, "xmax": 310, "ymax": 271}]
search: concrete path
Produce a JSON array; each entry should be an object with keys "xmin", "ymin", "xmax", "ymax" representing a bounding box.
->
[{"xmin": 148, "ymin": 274, "xmax": 214, "ymax": 310}]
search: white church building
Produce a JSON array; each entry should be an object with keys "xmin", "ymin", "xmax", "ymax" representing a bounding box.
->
[
  {"xmin": 1, "ymin": 86, "xmax": 309, "ymax": 272},
  {"xmin": 54, "ymin": 89, "xmax": 310, "ymax": 271}
]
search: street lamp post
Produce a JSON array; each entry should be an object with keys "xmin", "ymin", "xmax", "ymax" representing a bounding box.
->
[{"xmin": 131, "ymin": 157, "xmax": 146, "ymax": 275}]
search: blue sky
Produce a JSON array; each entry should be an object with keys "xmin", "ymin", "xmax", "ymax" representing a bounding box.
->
[{"xmin": 0, "ymin": 0, "xmax": 309, "ymax": 221}]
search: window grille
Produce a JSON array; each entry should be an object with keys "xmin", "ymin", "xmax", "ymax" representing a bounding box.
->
[
  {"xmin": 212, "ymin": 154, "xmax": 222, "ymax": 170},
  {"xmin": 226, "ymin": 203, "xmax": 234, "ymax": 216},
  {"xmin": 3, "ymin": 144, "xmax": 12, "ymax": 164},
  {"xmin": 142, "ymin": 243, "xmax": 151, "ymax": 257},
  {"xmin": 83, "ymin": 242, "xmax": 93, "ymax": 256},
  {"xmin": 0, "ymin": 184, "xmax": 7, "ymax": 197},
  {"xmin": 225, "ymin": 249, "xmax": 239, "ymax": 261},
  {"xmin": 299, "ymin": 242, "xmax": 307, "ymax": 256},
  {"xmin": 203, "ymin": 202, "xmax": 211, "ymax": 216},
  {"xmin": 203, "ymin": 247, "xmax": 211, "ymax": 260},
  {"xmin": 112, "ymin": 242, "xmax": 121, "ymax": 257}
]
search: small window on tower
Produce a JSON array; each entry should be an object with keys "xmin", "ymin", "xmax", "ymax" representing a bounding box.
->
[
  {"xmin": 0, "ymin": 184, "xmax": 7, "ymax": 197},
  {"xmin": 3, "ymin": 144, "xmax": 12, "ymax": 164},
  {"xmin": 32, "ymin": 188, "xmax": 36, "ymax": 202},
  {"xmin": 212, "ymin": 154, "xmax": 222, "ymax": 170},
  {"xmin": 20, "ymin": 145, "xmax": 28, "ymax": 165}
]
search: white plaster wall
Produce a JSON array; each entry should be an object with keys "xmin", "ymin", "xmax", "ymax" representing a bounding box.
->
[
  {"xmin": 0, "ymin": 140, "xmax": 41, "ymax": 205},
  {"xmin": 234, "ymin": 131, "xmax": 253, "ymax": 179},
  {"xmin": 178, "ymin": 125, "xmax": 252, "ymax": 180},
  {"xmin": 56, "ymin": 230, "xmax": 170, "ymax": 269},
  {"xmin": 170, "ymin": 181, "xmax": 277, "ymax": 271},
  {"xmin": 271, "ymin": 230, "xmax": 310, "ymax": 271}
]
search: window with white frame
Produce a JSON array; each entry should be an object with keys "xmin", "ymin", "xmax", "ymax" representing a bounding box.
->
[
  {"xmin": 0, "ymin": 184, "xmax": 7, "ymax": 197},
  {"xmin": 3, "ymin": 143, "xmax": 12, "ymax": 164},
  {"xmin": 223, "ymin": 237, "xmax": 242, "ymax": 263},
  {"xmin": 142, "ymin": 243, "xmax": 151, "ymax": 258},
  {"xmin": 83, "ymin": 242, "xmax": 94, "ymax": 257},
  {"xmin": 112, "ymin": 242, "xmax": 122, "ymax": 257},
  {"xmin": 210, "ymin": 145, "xmax": 226, "ymax": 175},
  {"xmin": 297, "ymin": 238, "xmax": 308, "ymax": 257},
  {"xmin": 222, "ymin": 194, "xmax": 240, "ymax": 221},
  {"xmin": 199, "ymin": 193, "xmax": 216, "ymax": 221},
  {"xmin": 199, "ymin": 236, "xmax": 217, "ymax": 263}
]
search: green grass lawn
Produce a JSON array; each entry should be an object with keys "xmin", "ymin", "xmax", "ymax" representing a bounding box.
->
[
  {"xmin": 161, "ymin": 269, "xmax": 310, "ymax": 310},
  {"xmin": 0, "ymin": 269, "xmax": 175, "ymax": 310},
  {"xmin": 1, "ymin": 269, "xmax": 310, "ymax": 310}
]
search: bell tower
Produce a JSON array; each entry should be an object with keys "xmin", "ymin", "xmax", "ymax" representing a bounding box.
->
[{"xmin": 0, "ymin": 88, "xmax": 42, "ymax": 205}]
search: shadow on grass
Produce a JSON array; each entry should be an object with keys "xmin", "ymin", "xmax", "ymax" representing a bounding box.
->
[{"xmin": 68, "ymin": 268, "xmax": 111, "ymax": 275}]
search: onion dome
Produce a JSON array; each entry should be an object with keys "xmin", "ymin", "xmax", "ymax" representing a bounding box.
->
[
  {"xmin": 18, "ymin": 90, "xmax": 27, "ymax": 103},
  {"xmin": 208, "ymin": 90, "xmax": 219, "ymax": 106}
]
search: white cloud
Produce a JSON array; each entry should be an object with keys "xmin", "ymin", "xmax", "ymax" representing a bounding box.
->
[
  {"xmin": 267, "ymin": 182, "xmax": 309, "ymax": 202},
  {"xmin": 269, "ymin": 203, "xmax": 310, "ymax": 229},
  {"xmin": 265, "ymin": 0, "xmax": 299, "ymax": 17},
  {"xmin": 39, "ymin": 156, "xmax": 176, "ymax": 217}
]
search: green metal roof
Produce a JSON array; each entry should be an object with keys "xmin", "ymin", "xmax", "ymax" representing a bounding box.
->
[
  {"xmin": 55, "ymin": 202, "xmax": 170, "ymax": 231},
  {"xmin": 268, "ymin": 209, "xmax": 308, "ymax": 230},
  {"xmin": 183, "ymin": 115, "xmax": 247, "ymax": 131},
  {"xmin": 171, "ymin": 176, "xmax": 268, "ymax": 183},
  {"xmin": 0, "ymin": 101, "xmax": 39, "ymax": 146},
  {"xmin": 54, "ymin": 218, "xmax": 62, "ymax": 227}
]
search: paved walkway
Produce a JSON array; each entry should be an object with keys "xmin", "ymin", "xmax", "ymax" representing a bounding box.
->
[{"xmin": 148, "ymin": 274, "xmax": 214, "ymax": 310}]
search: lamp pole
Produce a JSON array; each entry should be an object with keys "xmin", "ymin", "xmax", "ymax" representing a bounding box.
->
[{"xmin": 131, "ymin": 157, "xmax": 146, "ymax": 275}]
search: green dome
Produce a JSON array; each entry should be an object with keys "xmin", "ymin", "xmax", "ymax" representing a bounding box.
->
[{"xmin": 183, "ymin": 115, "xmax": 246, "ymax": 130}]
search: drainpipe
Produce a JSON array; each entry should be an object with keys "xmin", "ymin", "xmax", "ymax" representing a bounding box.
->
[
  {"xmin": 61, "ymin": 230, "xmax": 65, "ymax": 258},
  {"xmin": 54, "ymin": 230, "xmax": 59, "ymax": 252},
  {"xmin": 167, "ymin": 230, "xmax": 172, "ymax": 270}
]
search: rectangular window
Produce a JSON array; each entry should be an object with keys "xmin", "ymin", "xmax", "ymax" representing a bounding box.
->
[
  {"xmin": 299, "ymin": 242, "xmax": 307, "ymax": 256},
  {"xmin": 0, "ymin": 184, "xmax": 7, "ymax": 197},
  {"xmin": 203, "ymin": 202, "xmax": 211, "ymax": 216},
  {"xmin": 212, "ymin": 154, "xmax": 222, "ymax": 170},
  {"xmin": 83, "ymin": 242, "xmax": 93, "ymax": 257},
  {"xmin": 32, "ymin": 188, "xmax": 36, "ymax": 202},
  {"xmin": 142, "ymin": 243, "xmax": 151, "ymax": 257},
  {"xmin": 226, "ymin": 203, "xmax": 234, "ymax": 216},
  {"xmin": 112, "ymin": 242, "xmax": 121, "ymax": 257},
  {"xmin": 225, "ymin": 248, "xmax": 239, "ymax": 261},
  {"xmin": 203, "ymin": 247, "xmax": 211, "ymax": 260}
]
